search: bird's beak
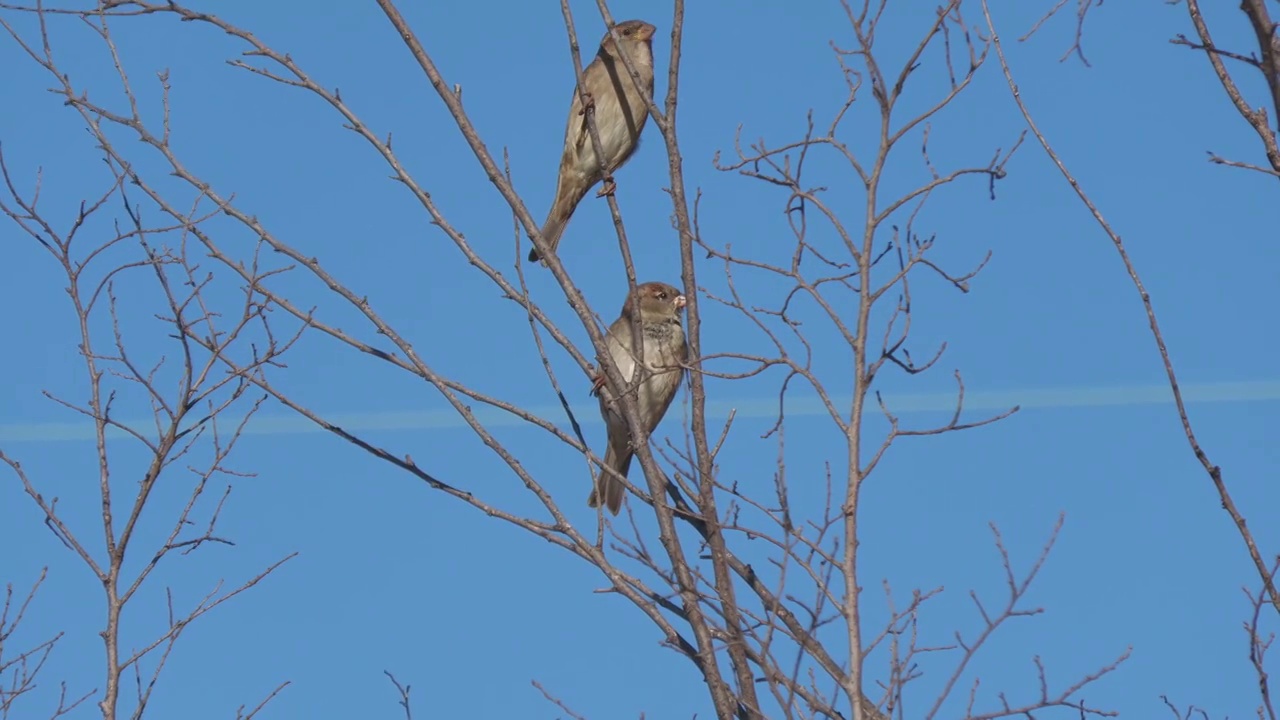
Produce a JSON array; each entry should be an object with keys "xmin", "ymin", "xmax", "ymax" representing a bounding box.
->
[
  {"xmin": 638, "ymin": 25, "xmax": 656, "ymax": 41},
  {"xmin": 674, "ymin": 295, "xmax": 687, "ymax": 310}
]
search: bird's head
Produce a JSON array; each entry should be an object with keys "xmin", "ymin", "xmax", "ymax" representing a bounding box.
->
[
  {"xmin": 601, "ymin": 20, "xmax": 656, "ymax": 52},
  {"xmin": 621, "ymin": 281, "xmax": 686, "ymax": 323}
]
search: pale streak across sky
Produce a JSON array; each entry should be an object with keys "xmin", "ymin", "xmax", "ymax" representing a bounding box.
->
[{"xmin": 1, "ymin": 380, "xmax": 1276, "ymax": 444}]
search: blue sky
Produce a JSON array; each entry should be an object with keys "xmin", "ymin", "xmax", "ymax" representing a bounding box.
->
[{"xmin": 1, "ymin": 1, "xmax": 1277, "ymax": 718}]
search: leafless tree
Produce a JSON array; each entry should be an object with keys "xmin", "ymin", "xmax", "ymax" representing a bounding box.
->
[
  {"xmin": 13, "ymin": 0, "xmax": 1276, "ymax": 718},
  {"xmin": 0, "ymin": 102, "xmax": 294, "ymax": 717}
]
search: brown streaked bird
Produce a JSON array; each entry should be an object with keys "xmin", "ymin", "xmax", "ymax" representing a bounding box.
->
[
  {"xmin": 529, "ymin": 19, "xmax": 657, "ymax": 264},
  {"xmin": 588, "ymin": 281, "xmax": 688, "ymax": 514}
]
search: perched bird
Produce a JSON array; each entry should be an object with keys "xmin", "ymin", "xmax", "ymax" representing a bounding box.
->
[
  {"xmin": 589, "ymin": 281, "xmax": 688, "ymax": 514},
  {"xmin": 529, "ymin": 19, "xmax": 657, "ymax": 263}
]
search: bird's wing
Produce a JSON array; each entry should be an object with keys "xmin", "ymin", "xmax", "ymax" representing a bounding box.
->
[
  {"xmin": 604, "ymin": 319, "xmax": 637, "ymax": 384},
  {"xmin": 566, "ymin": 68, "xmax": 592, "ymax": 154}
]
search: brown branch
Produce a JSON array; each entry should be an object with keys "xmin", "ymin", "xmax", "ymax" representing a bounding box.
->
[
  {"xmin": 1177, "ymin": 0, "xmax": 1280, "ymax": 176},
  {"xmin": 0, "ymin": 569, "xmax": 72, "ymax": 716},
  {"xmin": 532, "ymin": 680, "xmax": 589, "ymax": 720},
  {"xmin": 1244, "ymin": 559, "xmax": 1280, "ymax": 720},
  {"xmin": 384, "ymin": 671, "xmax": 414, "ymax": 720}
]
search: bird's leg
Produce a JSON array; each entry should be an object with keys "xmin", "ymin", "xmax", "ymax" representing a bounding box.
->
[
  {"xmin": 577, "ymin": 91, "xmax": 596, "ymax": 115},
  {"xmin": 596, "ymin": 175, "xmax": 617, "ymax": 197}
]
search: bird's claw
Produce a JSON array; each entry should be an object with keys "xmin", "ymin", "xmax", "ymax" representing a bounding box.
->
[
  {"xmin": 589, "ymin": 373, "xmax": 606, "ymax": 397},
  {"xmin": 596, "ymin": 176, "xmax": 617, "ymax": 197},
  {"xmin": 578, "ymin": 91, "xmax": 596, "ymax": 115}
]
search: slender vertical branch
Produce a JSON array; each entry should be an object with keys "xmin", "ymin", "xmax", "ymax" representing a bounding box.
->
[{"xmin": 982, "ymin": 0, "xmax": 1279, "ymax": 617}]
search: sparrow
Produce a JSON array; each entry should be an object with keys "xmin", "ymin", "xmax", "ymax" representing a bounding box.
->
[
  {"xmin": 529, "ymin": 19, "xmax": 657, "ymax": 263},
  {"xmin": 588, "ymin": 281, "xmax": 688, "ymax": 514}
]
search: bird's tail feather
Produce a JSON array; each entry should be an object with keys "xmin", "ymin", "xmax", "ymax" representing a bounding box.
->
[
  {"xmin": 528, "ymin": 177, "xmax": 590, "ymax": 263},
  {"xmin": 529, "ymin": 213, "xmax": 566, "ymax": 263},
  {"xmin": 588, "ymin": 444, "xmax": 632, "ymax": 515}
]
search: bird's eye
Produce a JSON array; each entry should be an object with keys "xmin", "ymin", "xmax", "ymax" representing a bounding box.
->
[
  {"xmin": 657, "ymin": 291, "xmax": 667, "ymax": 299},
  {"xmin": 623, "ymin": 28, "xmax": 633, "ymax": 35}
]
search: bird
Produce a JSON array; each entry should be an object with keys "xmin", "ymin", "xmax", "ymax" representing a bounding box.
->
[
  {"xmin": 529, "ymin": 19, "xmax": 657, "ymax": 264},
  {"xmin": 588, "ymin": 281, "xmax": 688, "ymax": 514}
]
